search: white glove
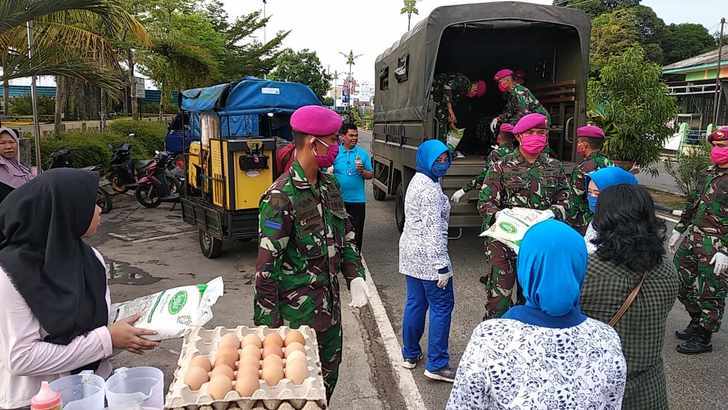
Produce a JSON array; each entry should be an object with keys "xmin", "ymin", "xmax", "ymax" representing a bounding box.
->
[
  {"xmin": 710, "ymin": 253, "xmax": 728, "ymax": 276},
  {"xmin": 349, "ymin": 277, "xmax": 369, "ymax": 308},
  {"xmin": 668, "ymin": 230, "xmax": 682, "ymax": 252},
  {"xmin": 436, "ymin": 267, "xmax": 452, "ymax": 289},
  {"xmin": 490, "ymin": 117, "xmax": 499, "ymax": 133},
  {"xmin": 451, "ymin": 189, "xmax": 466, "ymax": 204}
]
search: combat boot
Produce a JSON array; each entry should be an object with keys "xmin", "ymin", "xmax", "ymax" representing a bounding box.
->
[
  {"xmin": 675, "ymin": 319, "xmax": 701, "ymax": 340},
  {"xmin": 676, "ymin": 327, "xmax": 713, "ymax": 354}
]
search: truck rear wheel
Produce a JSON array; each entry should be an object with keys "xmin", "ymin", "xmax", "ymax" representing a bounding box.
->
[
  {"xmin": 199, "ymin": 229, "xmax": 223, "ymax": 259},
  {"xmin": 395, "ymin": 184, "xmax": 405, "ymax": 233},
  {"xmin": 373, "ymin": 185, "xmax": 387, "ymax": 201}
]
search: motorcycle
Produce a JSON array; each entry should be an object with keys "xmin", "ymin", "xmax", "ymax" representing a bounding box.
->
[
  {"xmin": 135, "ymin": 150, "xmax": 184, "ymax": 208},
  {"xmin": 47, "ymin": 149, "xmax": 113, "ymax": 214}
]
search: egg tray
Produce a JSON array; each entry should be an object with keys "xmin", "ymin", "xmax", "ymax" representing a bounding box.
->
[{"xmin": 165, "ymin": 326, "xmax": 327, "ymax": 410}]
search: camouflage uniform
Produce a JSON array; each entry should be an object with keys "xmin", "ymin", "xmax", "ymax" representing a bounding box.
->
[
  {"xmin": 674, "ymin": 166, "xmax": 728, "ymax": 332},
  {"xmin": 431, "ymin": 73, "xmax": 472, "ymax": 142},
  {"xmin": 500, "ymin": 84, "xmax": 550, "ymax": 125},
  {"xmin": 477, "ymin": 150, "xmax": 572, "ymax": 319},
  {"xmin": 461, "ymin": 145, "xmax": 515, "ymax": 193},
  {"xmin": 567, "ymin": 151, "xmax": 613, "ymax": 234},
  {"xmin": 254, "ymin": 161, "xmax": 365, "ymax": 399}
]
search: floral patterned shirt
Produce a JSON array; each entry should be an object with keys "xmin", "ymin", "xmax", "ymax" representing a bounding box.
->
[{"xmin": 447, "ymin": 318, "xmax": 626, "ymax": 410}]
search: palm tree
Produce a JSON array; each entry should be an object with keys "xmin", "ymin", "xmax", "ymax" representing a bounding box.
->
[
  {"xmin": 401, "ymin": 0, "xmax": 419, "ymax": 31},
  {"xmin": 0, "ymin": 0, "xmax": 149, "ymax": 119}
]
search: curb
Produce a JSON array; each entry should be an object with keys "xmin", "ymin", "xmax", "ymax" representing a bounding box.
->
[{"xmin": 361, "ymin": 258, "xmax": 427, "ymax": 410}]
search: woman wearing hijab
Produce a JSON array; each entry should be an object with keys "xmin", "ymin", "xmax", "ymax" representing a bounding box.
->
[
  {"xmin": 581, "ymin": 184, "xmax": 678, "ymax": 410},
  {"xmin": 399, "ymin": 139, "xmax": 456, "ymax": 383},
  {"xmin": 0, "ymin": 127, "xmax": 34, "ymax": 195},
  {"xmin": 0, "ymin": 169, "xmax": 159, "ymax": 409},
  {"xmin": 447, "ymin": 220, "xmax": 626, "ymax": 409},
  {"xmin": 582, "ymin": 166, "xmax": 638, "ymax": 254}
]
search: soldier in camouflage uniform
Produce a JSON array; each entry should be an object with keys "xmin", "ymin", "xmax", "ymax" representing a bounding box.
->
[
  {"xmin": 567, "ymin": 125, "xmax": 614, "ymax": 234},
  {"xmin": 491, "ymin": 69, "xmax": 550, "ymax": 132},
  {"xmin": 451, "ymin": 123, "xmax": 516, "ymax": 204},
  {"xmin": 254, "ymin": 106, "xmax": 369, "ymax": 399},
  {"xmin": 431, "ymin": 73, "xmax": 486, "ymax": 144},
  {"xmin": 477, "ymin": 114, "xmax": 572, "ymax": 319},
  {"xmin": 670, "ymin": 126, "xmax": 728, "ymax": 354}
]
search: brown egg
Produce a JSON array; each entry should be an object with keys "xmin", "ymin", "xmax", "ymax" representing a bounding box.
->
[
  {"xmin": 285, "ymin": 359, "xmax": 307, "ymax": 384},
  {"xmin": 262, "ymin": 344, "xmax": 283, "ymax": 359},
  {"xmin": 214, "ymin": 346, "xmax": 239, "ymax": 368},
  {"xmin": 242, "ymin": 334, "xmax": 262, "ymax": 348},
  {"xmin": 190, "ymin": 355, "xmax": 212, "ymax": 372},
  {"xmin": 208, "ymin": 375, "xmax": 233, "ymax": 400},
  {"xmin": 285, "ymin": 350, "xmax": 306, "ymax": 366},
  {"xmin": 237, "ymin": 361, "xmax": 260, "ymax": 379},
  {"xmin": 210, "ymin": 363, "xmax": 235, "ymax": 380},
  {"xmin": 219, "ymin": 333, "xmax": 240, "ymax": 350},
  {"xmin": 285, "ymin": 342, "xmax": 305, "ymax": 356},
  {"xmin": 263, "ymin": 332, "xmax": 283, "ymax": 348},
  {"xmin": 261, "ymin": 355, "xmax": 284, "ymax": 386},
  {"xmin": 235, "ymin": 371, "xmax": 260, "ymax": 396},
  {"xmin": 240, "ymin": 344, "xmax": 261, "ymax": 360},
  {"xmin": 184, "ymin": 366, "xmax": 209, "ymax": 391},
  {"xmin": 284, "ymin": 330, "xmax": 305, "ymax": 346},
  {"xmin": 238, "ymin": 353, "xmax": 261, "ymax": 370}
]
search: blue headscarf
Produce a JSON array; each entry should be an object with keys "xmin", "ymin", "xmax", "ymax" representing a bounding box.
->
[
  {"xmin": 586, "ymin": 166, "xmax": 638, "ymax": 212},
  {"xmin": 416, "ymin": 139, "xmax": 450, "ymax": 182},
  {"xmin": 502, "ymin": 219, "xmax": 588, "ymax": 328}
]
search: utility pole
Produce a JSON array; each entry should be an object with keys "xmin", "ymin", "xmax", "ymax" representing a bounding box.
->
[
  {"xmin": 262, "ymin": 0, "xmax": 268, "ymax": 44},
  {"xmin": 339, "ymin": 50, "xmax": 363, "ymax": 107},
  {"xmin": 714, "ymin": 17, "xmax": 726, "ymax": 125},
  {"xmin": 26, "ymin": 21, "xmax": 42, "ymax": 172}
]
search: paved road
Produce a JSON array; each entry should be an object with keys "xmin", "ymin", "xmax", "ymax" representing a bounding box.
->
[{"xmin": 357, "ymin": 130, "xmax": 728, "ymax": 410}]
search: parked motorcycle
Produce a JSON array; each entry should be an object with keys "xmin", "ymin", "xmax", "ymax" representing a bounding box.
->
[
  {"xmin": 108, "ymin": 140, "xmax": 153, "ymax": 193},
  {"xmin": 135, "ymin": 150, "xmax": 184, "ymax": 208},
  {"xmin": 47, "ymin": 149, "xmax": 113, "ymax": 214}
]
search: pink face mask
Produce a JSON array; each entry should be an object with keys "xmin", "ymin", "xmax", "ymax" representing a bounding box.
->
[
  {"xmin": 710, "ymin": 146, "xmax": 728, "ymax": 166},
  {"xmin": 520, "ymin": 134, "xmax": 548, "ymax": 156},
  {"xmin": 313, "ymin": 138, "xmax": 339, "ymax": 169},
  {"xmin": 498, "ymin": 82, "xmax": 509, "ymax": 93}
]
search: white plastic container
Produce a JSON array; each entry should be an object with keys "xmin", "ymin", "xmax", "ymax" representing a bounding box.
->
[
  {"xmin": 48, "ymin": 371, "xmax": 105, "ymax": 410},
  {"xmin": 105, "ymin": 367, "xmax": 164, "ymax": 410}
]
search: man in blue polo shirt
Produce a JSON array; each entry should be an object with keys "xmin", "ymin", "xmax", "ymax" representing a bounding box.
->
[{"xmin": 333, "ymin": 123, "xmax": 373, "ymax": 252}]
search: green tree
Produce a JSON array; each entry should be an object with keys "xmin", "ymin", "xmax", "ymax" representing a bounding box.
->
[
  {"xmin": 662, "ymin": 23, "xmax": 716, "ymax": 64},
  {"xmin": 587, "ymin": 47, "xmax": 677, "ymax": 171},
  {"xmin": 401, "ymin": 0, "xmax": 419, "ymax": 31},
  {"xmin": 552, "ymin": 0, "xmax": 640, "ymax": 18},
  {"xmin": 270, "ymin": 49, "xmax": 332, "ymax": 100},
  {"xmin": 590, "ymin": 8, "xmax": 640, "ymax": 72},
  {"xmin": 630, "ymin": 5, "xmax": 666, "ymax": 64}
]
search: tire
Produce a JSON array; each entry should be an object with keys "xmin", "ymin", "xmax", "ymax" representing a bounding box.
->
[
  {"xmin": 110, "ymin": 175, "xmax": 129, "ymax": 193},
  {"xmin": 373, "ymin": 185, "xmax": 387, "ymax": 201},
  {"xmin": 395, "ymin": 183, "xmax": 405, "ymax": 233},
  {"xmin": 135, "ymin": 184, "xmax": 161, "ymax": 208},
  {"xmin": 199, "ymin": 229, "xmax": 223, "ymax": 259},
  {"xmin": 97, "ymin": 188, "xmax": 113, "ymax": 214}
]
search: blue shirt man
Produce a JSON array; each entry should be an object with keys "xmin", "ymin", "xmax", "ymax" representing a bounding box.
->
[{"xmin": 333, "ymin": 124, "xmax": 373, "ymax": 252}]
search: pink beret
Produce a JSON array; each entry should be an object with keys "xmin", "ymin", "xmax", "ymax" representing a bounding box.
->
[
  {"xmin": 494, "ymin": 69, "xmax": 514, "ymax": 81},
  {"xmin": 709, "ymin": 126, "xmax": 728, "ymax": 143},
  {"xmin": 513, "ymin": 113, "xmax": 547, "ymax": 134},
  {"xmin": 499, "ymin": 123, "xmax": 514, "ymax": 134},
  {"xmin": 576, "ymin": 125, "xmax": 605, "ymax": 139},
  {"xmin": 467, "ymin": 80, "xmax": 487, "ymax": 98},
  {"xmin": 290, "ymin": 105, "xmax": 342, "ymax": 136}
]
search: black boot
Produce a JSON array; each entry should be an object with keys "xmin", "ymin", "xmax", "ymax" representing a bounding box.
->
[
  {"xmin": 676, "ymin": 327, "xmax": 713, "ymax": 354},
  {"xmin": 675, "ymin": 319, "xmax": 701, "ymax": 340}
]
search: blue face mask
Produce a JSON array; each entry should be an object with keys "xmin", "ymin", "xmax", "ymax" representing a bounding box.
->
[
  {"xmin": 587, "ymin": 194, "xmax": 598, "ymax": 213},
  {"xmin": 431, "ymin": 161, "xmax": 450, "ymax": 178}
]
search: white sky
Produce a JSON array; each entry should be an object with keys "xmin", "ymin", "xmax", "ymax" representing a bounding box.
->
[
  {"xmin": 223, "ymin": 0, "xmax": 725, "ymax": 85},
  {"xmin": 11, "ymin": 0, "xmax": 725, "ymax": 88}
]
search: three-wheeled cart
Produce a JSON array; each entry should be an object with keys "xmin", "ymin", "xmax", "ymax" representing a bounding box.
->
[{"xmin": 178, "ymin": 77, "xmax": 322, "ymax": 258}]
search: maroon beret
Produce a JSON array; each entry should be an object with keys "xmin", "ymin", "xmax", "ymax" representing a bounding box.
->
[
  {"xmin": 513, "ymin": 113, "xmax": 547, "ymax": 134},
  {"xmin": 576, "ymin": 125, "xmax": 605, "ymax": 139},
  {"xmin": 494, "ymin": 69, "xmax": 514, "ymax": 81},
  {"xmin": 290, "ymin": 105, "xmax": 342, "ymax": 136}
]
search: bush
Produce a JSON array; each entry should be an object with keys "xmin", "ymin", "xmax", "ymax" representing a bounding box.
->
[
  {"xmin": 664, "ymin": 143, "xmax": 712, "ymax": 196},
  {"xmin": 9, "ymin": 95, "xmax": 55, "ymax": 116},
  {"xmin": 107, "ymin": 118, "xmax": 167, "ymax": 155}
]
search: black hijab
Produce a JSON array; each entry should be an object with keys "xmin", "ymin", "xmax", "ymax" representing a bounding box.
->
[{"xmin": 0, "ymin": 168, "xmax": 108, "ymax": 348}]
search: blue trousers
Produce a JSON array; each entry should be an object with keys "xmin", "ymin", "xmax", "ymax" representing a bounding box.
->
[{"xmin": 401, "ymin": 275, "xmax": 454, "ymax": 372}]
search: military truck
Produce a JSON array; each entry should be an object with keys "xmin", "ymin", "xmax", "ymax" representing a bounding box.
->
[{"xmin": 371, "ymin": 2, "xmax": 591, "ymax": 233}]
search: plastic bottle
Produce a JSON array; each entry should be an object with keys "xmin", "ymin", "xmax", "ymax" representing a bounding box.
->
[{"xmin": 30, "ymin": 381, "xmax": 62, "ymax": 410}]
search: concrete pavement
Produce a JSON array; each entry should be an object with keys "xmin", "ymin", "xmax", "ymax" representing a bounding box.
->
[{"xmin": 90, "ymin": 194, "xmax": 392, "ymax": 409}]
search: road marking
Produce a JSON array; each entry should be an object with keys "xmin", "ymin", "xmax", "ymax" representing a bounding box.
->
[
  {"xmin": 361, "ymin": 258, "xmax": 427, "ymax": 410},
  {"xmin": 107, "ymin": 233, "xmax": 133, "ymax": 241},
  {"xmin": 107, "ymin": 231, "xmax": 195, "ymax": 243}
]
